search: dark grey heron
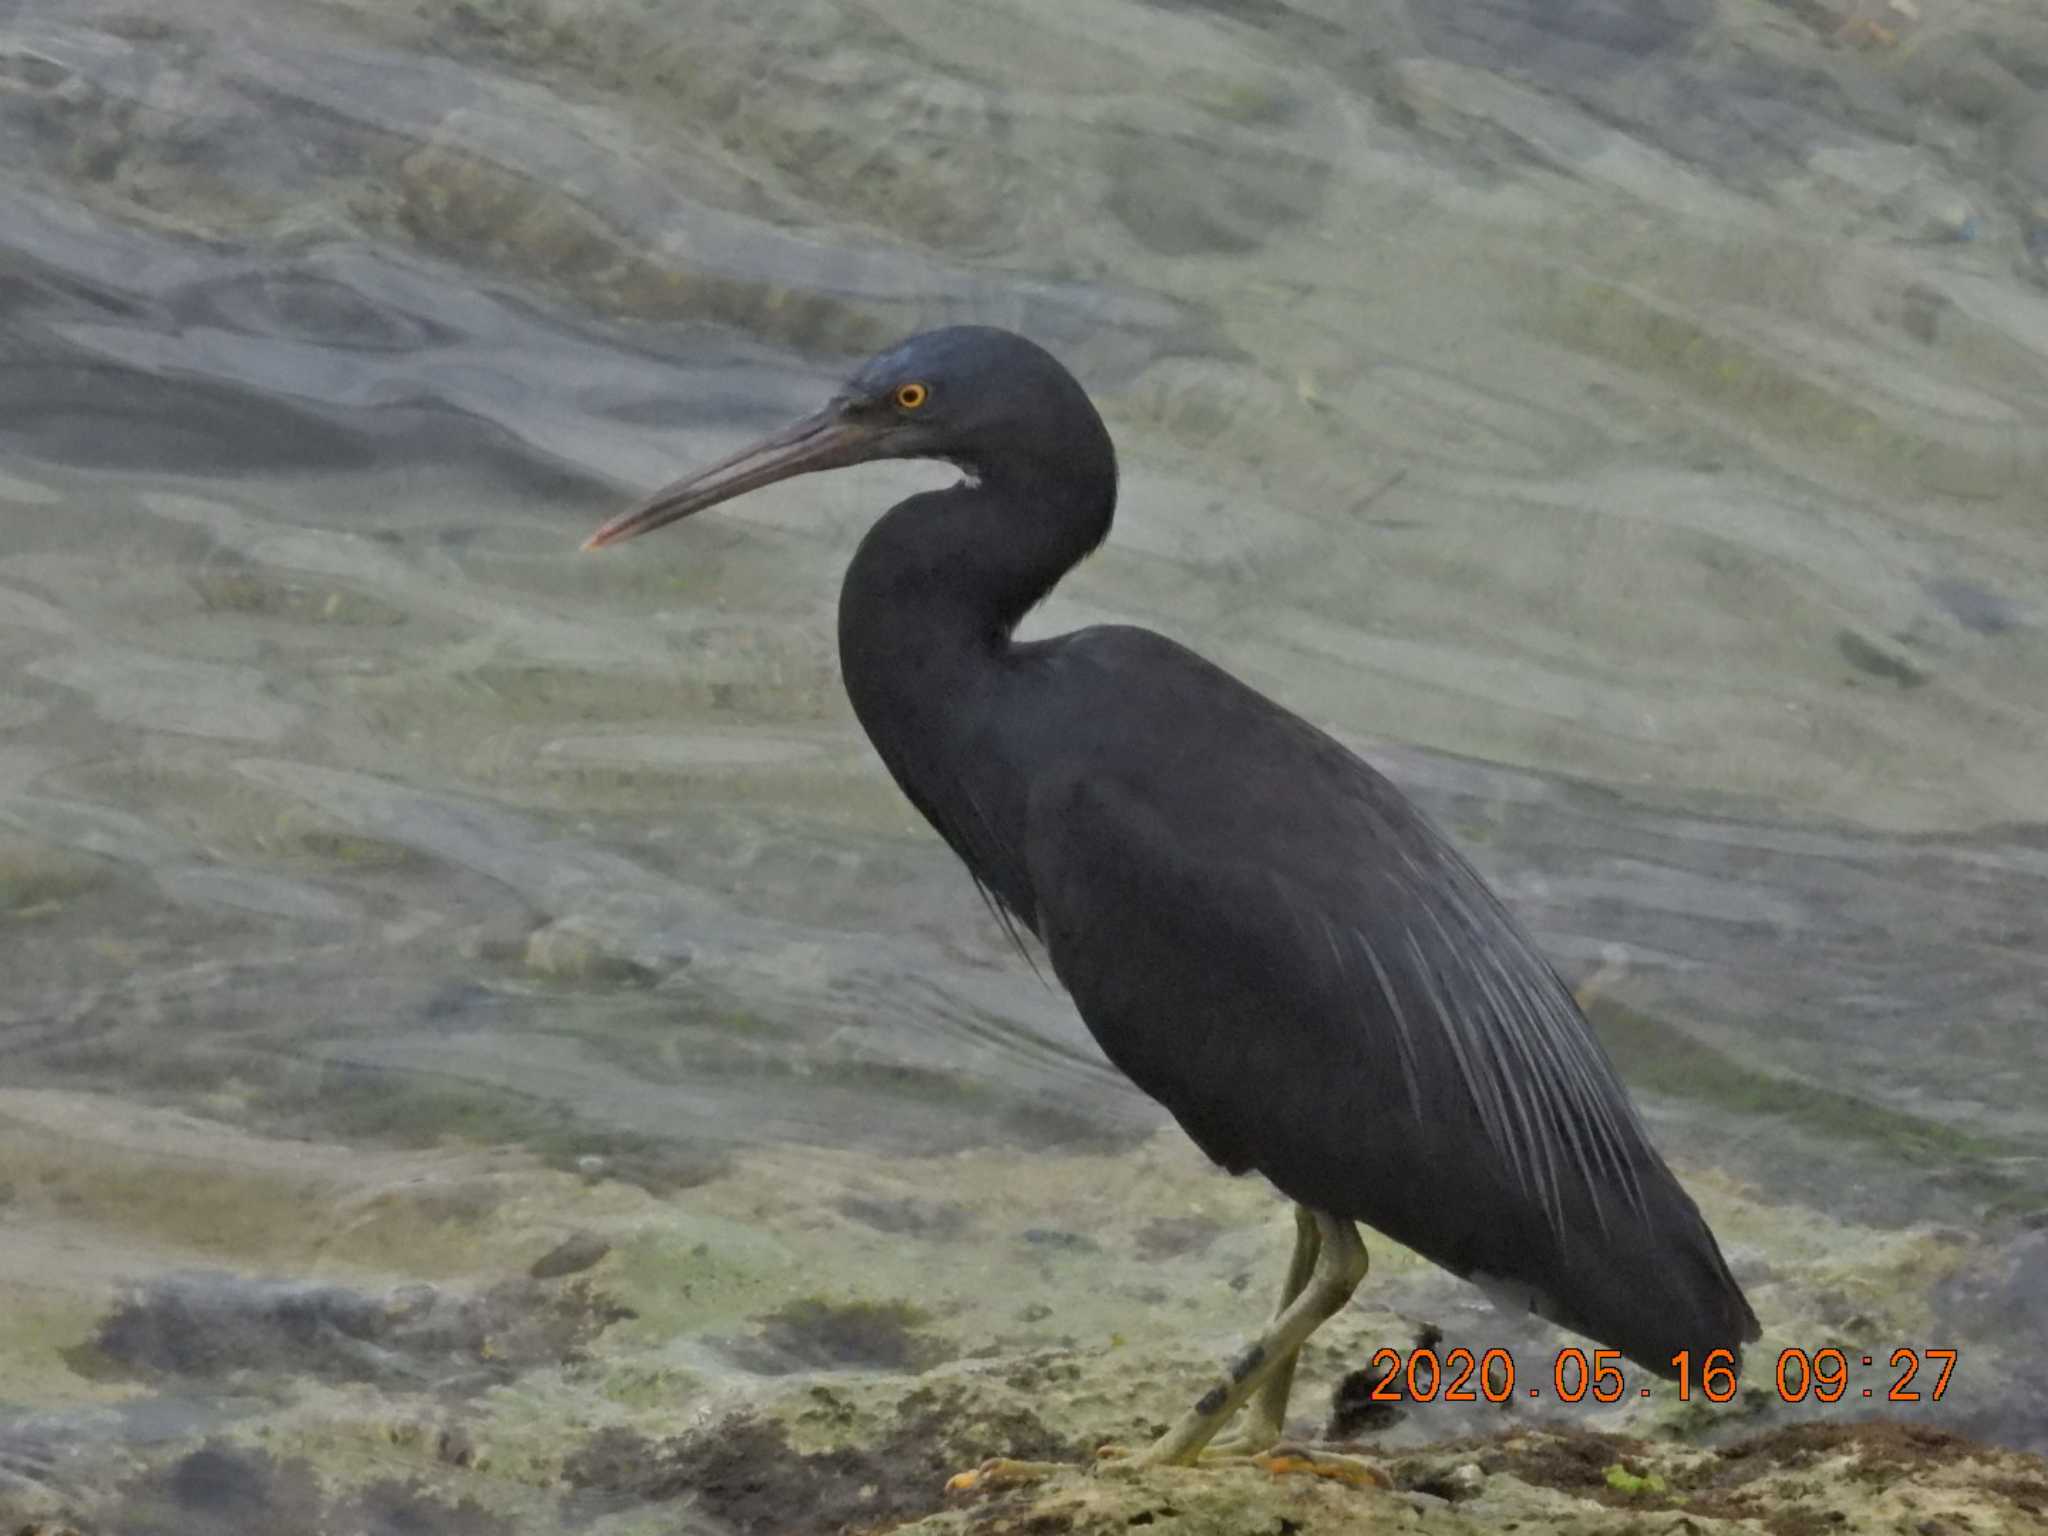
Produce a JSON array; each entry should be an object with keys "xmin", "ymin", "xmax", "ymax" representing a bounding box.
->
[{"xmin": 584, "ymin": 326, "xmax": 1758, "ymax": 1469}]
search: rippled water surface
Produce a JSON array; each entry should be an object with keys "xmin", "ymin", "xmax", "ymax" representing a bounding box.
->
[{"xmin": 2, "ymin": 0, "xmax": 2046, "ymax": 1529}]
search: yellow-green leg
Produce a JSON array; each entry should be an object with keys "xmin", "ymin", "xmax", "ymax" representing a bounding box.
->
[
  {"xmin": 1208, "ymin": 1204, "xmax": 1321, "ymax": 1453},
  {"xmin": 945, "ymin": 1205, "xmax": 1370, "ymax": 1496},
  {"xmin": 1136, "ymin": 1208, "xmax": 1368, "ymax": 1467}
]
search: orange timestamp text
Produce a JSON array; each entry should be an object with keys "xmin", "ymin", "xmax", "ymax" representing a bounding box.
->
[{"xmin": 1354, "ymin": 1346, "xmax": 1958, "ymax": 1404}]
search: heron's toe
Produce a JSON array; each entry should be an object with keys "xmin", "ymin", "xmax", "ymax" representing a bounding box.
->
[{"xmin": 1208, "ymin": 1419, "xmax": 1285, "ymax": 1457}]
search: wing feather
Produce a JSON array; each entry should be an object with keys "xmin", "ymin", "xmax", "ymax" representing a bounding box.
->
[{"xmin": 981, "ymin": 624, "xmax": 1757, "ymax": 1368}]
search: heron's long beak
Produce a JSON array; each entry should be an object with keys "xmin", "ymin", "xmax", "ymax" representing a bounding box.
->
[{"xmin": 582, "ymin": 406, "xmax": 882, "ymax": 550}]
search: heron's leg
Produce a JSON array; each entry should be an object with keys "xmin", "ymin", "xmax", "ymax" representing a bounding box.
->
[
  {"xmin": 1136, "ymin": 1210, "xmax": 1368, "ymax": 1467},
  {"xmin": 1209, "ymin": 1205, "xmax": 1320, "ymax": 1454}
]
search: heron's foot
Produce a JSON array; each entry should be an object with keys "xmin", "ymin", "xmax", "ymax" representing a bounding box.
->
[
  {"xmin": 1206, "ymin": 1409, "xmax": 1286, "ymax": 1458},
  {"xmin": 943, "ymin": 1457, "xmax": 1062, "ymax": 1494},
  {"xmin": 1097, "ymin": 1438, "xmax": 1217, "ymax": 1473},
  {"xmin": 1102, "ymin": 1420, "xmax": 1279, "ymax": 1471},
  {"xmin": 1093, "ymin": 1441, "xmax": 1194, "ymax": 1474}
]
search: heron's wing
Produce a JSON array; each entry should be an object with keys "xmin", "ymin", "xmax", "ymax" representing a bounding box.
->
[
  {"xmin": 1020, "ymin": 760, "xmax": 1757, "ymax": 1368},
  {"xmin": 1027, "ymin": 761, "xmax": 1648, "ymax": 1231}
]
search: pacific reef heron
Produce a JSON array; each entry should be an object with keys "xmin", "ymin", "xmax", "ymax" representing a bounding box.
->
[{"xmin": 584, "ymin": 326, "xmax": 1759, "ymax": 1469}]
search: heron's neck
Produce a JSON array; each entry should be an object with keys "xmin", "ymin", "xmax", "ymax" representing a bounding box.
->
[
  {"xmin": 835, "ymin": 468, "xmax": 1105, "ymax": 897},
  {"xmin": 838, "ymin": 465, "xmax": 1113, "ymax": 703},
  {"xmin": 835, "ymin": 465, "xmax": 1112, "ymax": 910}
]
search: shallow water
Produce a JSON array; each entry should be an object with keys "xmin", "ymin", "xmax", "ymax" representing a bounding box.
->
[{"xmin": 2, "ymin": 0, "xmax": 2046, "ymax": 1528}]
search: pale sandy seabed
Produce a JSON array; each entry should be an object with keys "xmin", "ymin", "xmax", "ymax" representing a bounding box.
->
[{"xmin": 1, "ymin": 0, "xmax": 2046, "ymax": 1530}]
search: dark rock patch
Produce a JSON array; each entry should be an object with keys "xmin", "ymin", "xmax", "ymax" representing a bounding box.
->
[
  {"xmin": 69, "ymin": 1270, "xmax": 632, "ymax": 1393},
  {"xmin": 720, "ymin": 1297, "xmax": 954, "ymax": 1376},
  {"xmin": 1836, "ymin": 629, "xmax": 1929, "ymax": 688},
  {"xmin": 87, "ymin": 1441, "xmax": 518, "ymax": 1536},
  {"xmin": 527, "ymin": 1230, "xmax": 611, "ymax": 1280},
  {"xmin": 1132, "ymin": 1215, "xmax": 1222, "ymax": 1261},
  {"xmin": 563, "ymin": 1385, "xmax": 1085, "ymax": 1536}
]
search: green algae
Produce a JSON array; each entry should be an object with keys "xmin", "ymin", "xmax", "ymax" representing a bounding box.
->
[
  {"xmin": 260, "ymin": 1064, "xmax": 572, "ymax": 1148},
  {"xmin": 0, "ymin": 1289, "xmax": 129, "ymax": 1404},
  {"xmin": 245, "ymin": 1062, "xmax": 725, "ymax": 1196},
  {"xmin": 0, "ymin": 1124, "xmax": 537, "ymax": 1283},
  {"xmin": 57, "ymin": 757, "xmax": 424, "ymax": 871},
  {"xmin": 588, "ymin": 1358, "xmax": 706, "ymax": 1411},
  {"xmin": 7, "ymin": 1150, "xmax": 329, "ymax": 1267},
  {"xmin": 521, "ymin": 920, "xmax": 659, "ymax": 987},
  {"xmin": 0, "ymin": 842, "xmax": 110, "ymax": 918},
  {"xmin": 1602, "ymin": 1461, "xmax": 1667, "ymax": 1495},
  {"xmin": 281, "ymin": 824, "xmax": 423, "ymax": 867},
  {"xmin": 1526, "ymin": 269, "xmax": 2027, "ymax": 498},
  {"xmin": 602, "ymin": 1221, "xmax": 803, "ymax": 1345},
  {"xmin": 190, "ymin": 560, "xmax": 407, "ymax": 627},
  {"xmin": 385, "ymin": 135, "xmax": 898, "ymax": 354},
  {"xmin": 1586, "ymin": 997, "xmax": 2036, "ymax": 1206}
]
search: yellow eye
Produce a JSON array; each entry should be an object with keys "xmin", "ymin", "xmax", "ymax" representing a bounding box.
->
[{"xmin": 894, "ymin": 382, "xmax": 929, "ymax": 410}]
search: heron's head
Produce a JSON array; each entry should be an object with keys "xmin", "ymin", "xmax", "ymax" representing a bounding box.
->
[{"xmin": 583, "ymin": 326, "xmax": 1107, "ymax": 551}]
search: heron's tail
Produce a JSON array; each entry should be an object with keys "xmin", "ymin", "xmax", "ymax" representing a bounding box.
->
[{"xmin": 1475, "ymin": 1172, "xmax": 1759, "ymax": 1380}]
